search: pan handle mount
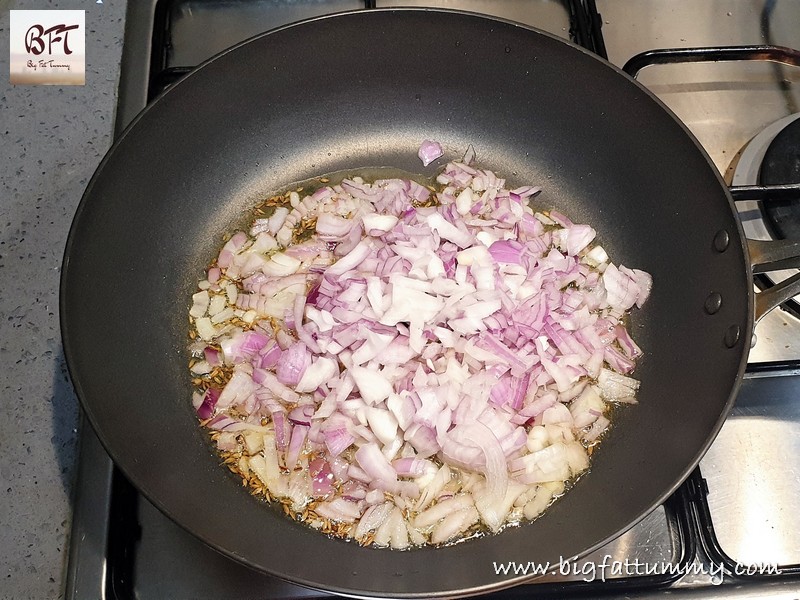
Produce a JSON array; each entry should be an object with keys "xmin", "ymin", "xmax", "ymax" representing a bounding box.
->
[{"xmin": 748, "ymin": 239, "xmax": 800, "ymax": 323}]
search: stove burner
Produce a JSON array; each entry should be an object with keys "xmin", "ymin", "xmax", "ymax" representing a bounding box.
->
[
  {"xmin": 733, "ymin": 113, "xmax": 800, "ymax": 320},
  {"xmin": 760, "ymin": 117, "xmax": 800, "ymax": 241}
]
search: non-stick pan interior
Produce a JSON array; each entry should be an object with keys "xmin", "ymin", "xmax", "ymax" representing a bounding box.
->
[{"xmin": 61, "ymin": 9, "xmax": 751, "ymax": 597}]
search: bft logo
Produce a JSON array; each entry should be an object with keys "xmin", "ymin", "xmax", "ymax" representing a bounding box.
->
[
  {"xmin": 25, "ymin": 23, "xmax": 81, "ymax": 56},
  {"xmin": 10, "ymin": 10, "xmax": 85, "ymax": 85}
]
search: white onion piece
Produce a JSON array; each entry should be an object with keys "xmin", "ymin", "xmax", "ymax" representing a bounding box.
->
[
  {"xmin": 388, "ymin": 507, "xmax": 410, "ymax": 549},
  {"xmin": 523, "ymin": 486, "xmax": 554, "ymax": 520},
  {"xmin": 366, "ymin": 408, "xmax": 399, "ymax": 447},
  {"xmin": 216, "ymin": 369, "xmax": 257, "ymax": 409},
  {"xmin": 210, "ymin": 307, "xmax": 234, "ymax": 324},
  {"xmin": 315, "ymin": 498, "xmax": 362, "ymax": 522},
  {"xmin": 431, "ymin": 506, "xmax": 480, "ymax": 544},
  {"xmin": 456, "ymin": 422, "xmax": 508, "ymax": 527},
  {"xmin": 415, "ymin": 464, "xmax": 451, "ymax": 512},
  {"xmin": 597, "ymin": 368, "xmax": 640, "ymax": 403},
  {"xmin": 355, "ymin": 443, "xmax": 397, "ymax": 483},
  {"xmin": 349, "ymin": 365, "xmax": 393, "ymax": 405},
  {"xmin": 510, "ymin": 443, "xmax": 570, "ymax": 484},
  {"xmin": 570, "ymin": 386, "xmax": 605, "ymax": 428},
  {"xmin": 364, "ymin": 489, "xmax": 385, "ymax": 505},
  {"xmin": 195, "ymin": 317, "xmax": 216, "ymax": 341},
  {"xmin": 583, "ymin": 415, "xmax": 611, "ymax": 443},
  {"xmin": 355, "ymin": 502, "xmax": 393, "ymax": 539},
  {"xmin": 565, "ymin": 441, "xmax": 590, "ymax": 476},
  {"xmin": 362, "ymin": 213, "xmax": 399, "ymax": 235},
  {"xmin": 526, "ymin": 426, "xmax": 549, "ymax": 453},
  {"xmin": 190, "ymin": 291, "xmax": 210, "ymax": 318},
  {"xmin": 474, "ymin": 481, "xmax": 527, "ymax": 533},
  {"xmin": 262, "ymin": 253, "xmax": 301, "ymax": 277},
  {"xmin": 190, "ymin": 360, "xmax": 212, "ymax": 375},
  {"xmin": 373, "ymin": 509, "xmax": 395, "ymax": 546},
  {"xmin": 242, "ymin": 431, "xmax": 264, "ymax": 455},
  {"xmin": 414, "ymin": 494, "xmax": 474, "ymax": 528},
  {"xmin": 294, "ymin": 356, "xmax": 337, "ymax": 393},
  {"xmin": 584, "ymin": 245, "xmax": 608, "ymax": 267},
  {"xmin": 250, "ymin": 432, "xmax": 288, "ymax": 496},
  {"xmin": 287, "ymin": 470, "xmax": 312, "ymax": 511}
]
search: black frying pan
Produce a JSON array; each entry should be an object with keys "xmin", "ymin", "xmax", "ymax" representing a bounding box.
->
[{"xmin": 60, "ymin": 9, "xmax": 799, "ymax": 598}]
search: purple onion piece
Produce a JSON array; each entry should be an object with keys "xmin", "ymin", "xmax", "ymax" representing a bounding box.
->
[
  {"xmin": 309, "ymin": 457, "xmax": 335, "ymax": 498},
  {"xmin": 196, "ymin": 387, "xmax": 220, "ymax": 420}
]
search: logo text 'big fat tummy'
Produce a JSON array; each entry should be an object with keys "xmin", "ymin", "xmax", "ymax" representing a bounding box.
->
[{"xmin": 10, "ymin": 10, "xmax": 85, "ymax": 85}]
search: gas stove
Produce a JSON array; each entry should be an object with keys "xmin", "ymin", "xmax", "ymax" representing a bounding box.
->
[{"xmin": 65, "ymin": 1, "xmax": 800, "ymax": 598}]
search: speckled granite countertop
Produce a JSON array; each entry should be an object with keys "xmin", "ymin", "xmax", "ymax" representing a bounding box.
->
[{"xmin": 0, "ymin": 1, "xmax": 126, "ymax": 598}]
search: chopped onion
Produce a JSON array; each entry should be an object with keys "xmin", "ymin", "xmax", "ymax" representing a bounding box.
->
[
  {"xmin": 309, "ymin": 457, "xmax": 335, "ymax": 498},
  {"xmin": 190, "ymin": 290, "xmax": 210, "ymax": 318},
  {"xmin": 418, "ymin": 139, "xmax": 444, "ymax": 166},
  {"xmin": 195, "ymin": 387, "xmax": 220, "ymax": 420},
  {"xmin": 275, "ymin": 342, "xmax": 311, "ymax": 387},
  {"xmin": 189, "ymin": 148, "xmax": 651, "ymax": 548},
  {"xmin": 355, "ymin": 443, "xmax": 397, "ymax": 483}
]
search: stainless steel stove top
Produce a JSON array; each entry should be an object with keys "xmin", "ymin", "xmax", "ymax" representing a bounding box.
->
[
  {"xmin": 66, "ymin": 1, "xmax": 800, "ymax": 598},
  {"xmin": 599, "ymin": 0, "xmax": 800, "ymax": 365}
]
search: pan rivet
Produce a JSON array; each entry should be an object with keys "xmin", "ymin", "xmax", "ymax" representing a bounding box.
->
[
  {"xmin": 704, "ymin": 293, "xmax": 722, "ymax": 314},
  {"xmin": 724, "ymin": 324, "xmax": 741, "ymax": 348},
  {"xmin": 713, "ymin": 230, "xmax": 730, "ymax": 252}
]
